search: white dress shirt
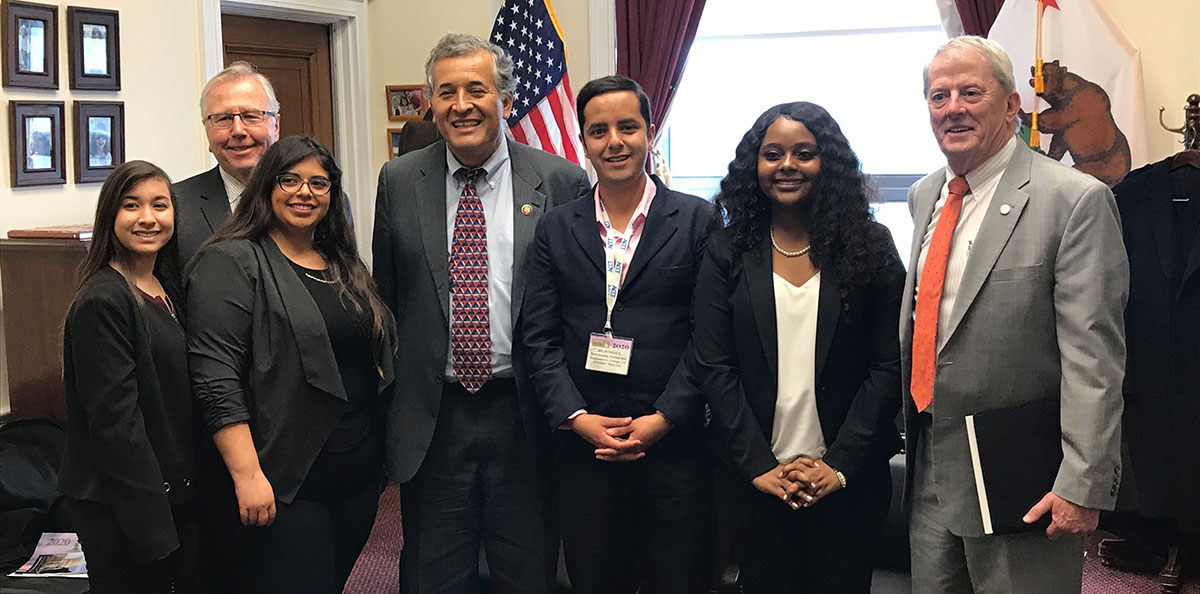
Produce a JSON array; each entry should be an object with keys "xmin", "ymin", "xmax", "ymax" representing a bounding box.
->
[
  {"xmin": 218, "ymin": 166, "xmax": 247, "ymax": 212},
  {"xmin": 914, "ymin": 136, "xmax": 1017, "ymax": 353}
]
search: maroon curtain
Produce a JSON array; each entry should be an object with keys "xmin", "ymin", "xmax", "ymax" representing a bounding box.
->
[
  {"xmin": 955, "ymin": 0, "xmax": 1005, "ymax": 36},
  {"xmin": 614, "ymin": 0, "xmax": 706, "ymax": 133}
]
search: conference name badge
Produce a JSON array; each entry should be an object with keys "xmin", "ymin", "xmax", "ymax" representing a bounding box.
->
[{"xmin": 585, "ymin": 333, "xmax": 634, "ymax": 375}]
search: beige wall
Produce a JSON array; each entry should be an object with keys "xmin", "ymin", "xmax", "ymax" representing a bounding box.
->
[
  {"xmin": 1100, "ymin": 0, "xmax": 1200, "ymax": 163},
  {"xmin": 366, "ymin": 0, "xmax": 590, "ymax": 173},
  {"xmin": 0, "ymin": 0, "xmax": 210, "ymax": 412}
]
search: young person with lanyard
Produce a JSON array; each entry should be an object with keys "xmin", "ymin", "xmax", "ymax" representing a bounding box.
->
[{"xmin": 521, "ymin": 75, "xmax": 716, "ymax": 594}]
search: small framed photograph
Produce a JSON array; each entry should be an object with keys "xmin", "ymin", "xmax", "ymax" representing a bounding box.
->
[
  {"xmin": 388, "ymin": 128, "xmax": 404, "ymax": 160},
  {"xmin": 73, "ymin": 101, "xmax": 124, "ymax": 183},
  {"xmin": 2, "ymin": 0, "xmax": 59, "ymax": 89},
  {"xmin": 8, "ymin": 101, "xmax": 66, "ymax": 187},
  {"xmin": 67, "ymin": 6, "xmax": 119, "ymax": 90},
  {"xmin": 386, "ymin": 85, "xmax": 426, "ymax": 121}
]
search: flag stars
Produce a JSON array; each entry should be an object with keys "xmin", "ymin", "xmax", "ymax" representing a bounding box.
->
[
  {"xmin": 519, "ymin": 42, "xmax": 527, "ymax": 52},
  {"xmin": 535, "ymin": 18, "xmax": 543, "ymax": 27}
]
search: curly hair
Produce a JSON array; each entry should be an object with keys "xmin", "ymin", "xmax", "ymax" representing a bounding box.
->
[{"xmin": 713, "ymin": 101, "xmax": 898, "ymax": 292}]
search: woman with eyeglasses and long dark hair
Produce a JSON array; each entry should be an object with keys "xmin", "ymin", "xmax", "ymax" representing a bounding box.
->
[
  {"xmin": 59, "ymin": 160, "xmax": 199, "ymax": 594},
  {"xmin": 185, "ymin": 135, "xmax": 396, "ymax": 593},
  {"xmin": 693, "ymin": 102, "xmax": 904, "ymax": 592}
]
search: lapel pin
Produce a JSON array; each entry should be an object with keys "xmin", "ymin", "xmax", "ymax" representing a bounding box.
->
[
  {"xmin": 999, "ymin": 204, "xmax": 1012, "ymax": 215},
  {"xmin": 521, "ymin": 204, "xmax": 533, "ymax": 216}
]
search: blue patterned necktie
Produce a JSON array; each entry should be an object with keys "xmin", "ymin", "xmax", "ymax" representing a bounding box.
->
[{"xmin": 450, "ymin": 167, "xmax": 491, "ymax": 393}]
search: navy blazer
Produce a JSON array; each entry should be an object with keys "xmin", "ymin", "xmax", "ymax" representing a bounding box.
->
[
  {"xmin": 693, "ymin": 224, "xmax": 904, "ymax": 483},
  {"xmin": 185, "ymin": 237, "xmax": 395, "ymax": 504},
  {"xmin": 522, "ymin": 176, "xmax": 713, "ymax": 430},
  {"xmin": 60, "ymin": 266, "xmax": 195, "ymax": 561}
]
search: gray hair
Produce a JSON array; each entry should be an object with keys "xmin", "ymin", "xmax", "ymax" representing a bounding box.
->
[
  {"xmin": 199, "ymin": 61, "xmax": 281, "ymax": 117},
  {"xmin": 923, "ymin": 35, "xmax": 1016, "ymax": 96},
  {"xmin": 424, "ymin": 33, "xmax": 516, "ymax": 100}
]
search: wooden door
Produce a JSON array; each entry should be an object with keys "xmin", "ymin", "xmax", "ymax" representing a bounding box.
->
[{"xmin": 221, "ymin": 14, "xmax": 335, "ymax": 153}]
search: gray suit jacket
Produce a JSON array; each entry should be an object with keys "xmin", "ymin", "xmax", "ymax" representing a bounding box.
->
[
  {"xmin": 173, "ymin": 166, "xmax": 231, "ymax": 267},
  {"xmin": 900, "ymin": 140, "xmax": 1128, "ymax": 536},
  {"xmin": 372, "ymin": 139, "xmax": 591, "ymax": 484}
]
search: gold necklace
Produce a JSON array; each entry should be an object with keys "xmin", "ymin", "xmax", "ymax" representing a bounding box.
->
[
  {"xmin": 305, "ymin": 272, "xmax": 338, "ymax": 285},
  {"xmin": 770, "ymin": 227, "xmax": 812, "ymax": 258}
]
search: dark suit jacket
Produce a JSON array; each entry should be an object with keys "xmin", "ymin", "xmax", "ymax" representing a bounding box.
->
[
  {"xmin": 173, "ymin": 166, "xmax": 231, "ymax": 267},
  {"xmin": 522, "ymin": 177, "xmax": 712, "ymax": 432},
  {"xmin": 1113, "ymin": 157, "xmax": 1200, "ymax": 525},
  {"xmin": 59, "ymin": 266, "xmax": 195, "ymax": 561},
  {"xmin": 693, "ymin": 224, "xmax": 905, "ymax": 484},
  {"xmin": 372, "ymin": 139, "xmax": 592, "ymax": 484},
  {"xmin": 185, "ymin": 237, "xmax": 395, "ymax": 503}
]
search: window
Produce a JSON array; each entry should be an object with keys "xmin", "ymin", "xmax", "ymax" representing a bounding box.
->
[{"xmin": 660, "ymin": 0, "xmax": 950, "ymax": 265}]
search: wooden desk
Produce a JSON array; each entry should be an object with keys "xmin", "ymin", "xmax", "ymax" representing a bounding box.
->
[{"xmin": 0, "ymin": 238, "xmax": 89, "ymax": 421}]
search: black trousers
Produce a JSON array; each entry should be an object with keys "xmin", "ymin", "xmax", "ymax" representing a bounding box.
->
[
  {"xmin": 719, "ymin": 460, "xmax": 891, "ymax": 594},
  {"xmin": 64, "ymin": 498, "xmax": 200, "ymax": 594},
  {"xmin": 198, "ymin": 429, "xmax": 383, "ymax": 594},
  {"xmin": 399, "ymin": 379, "xmax": 552, "ymax": 594},
  {"xmin": 553, "ymin": 428, "xmax": 716, "ymax": 594}
]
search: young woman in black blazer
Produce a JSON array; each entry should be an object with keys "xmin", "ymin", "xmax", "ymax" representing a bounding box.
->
[
  {"xmin": 693, "ymin": 102, "xmax": 904, "ymax": 593},
  {"xmin": 185, "ymin": 135, "xmax": 396, "ymax": 593},
  {"xmin": 60, "ymin": 160, "xmax": 198, "ymax": 594}
]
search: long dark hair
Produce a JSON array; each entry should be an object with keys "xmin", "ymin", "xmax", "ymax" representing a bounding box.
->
[
  {"xmin": 77, "ymin": 160, "xmax": 181, "ymax": 300},
  {"xmin": 713, "ymin": 102, "xmax": 897, "ymax": 291},
  {"xmin": 204, "ymin": 134, "xmax": 397, "ymax": 367}
]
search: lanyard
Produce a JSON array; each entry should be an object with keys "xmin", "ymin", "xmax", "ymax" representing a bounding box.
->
[{"xmin": 599, "ymin": 199, "xmax": 637, "ymax": 335}]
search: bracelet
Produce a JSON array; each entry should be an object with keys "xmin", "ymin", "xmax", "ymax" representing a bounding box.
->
[{"xmin": 834, "ymin": 469, "xmax": 847, "ymax": 489}]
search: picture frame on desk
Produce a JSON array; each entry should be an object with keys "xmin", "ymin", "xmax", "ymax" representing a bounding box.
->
[
  {"xmin": 9, "ymin": 101, "xmax": 66, "ymax": 187},
  {"xmin": 2, "ymin": 0, "xmax": 59, "ymax": 89},
  {"xmin": 387, "ymin": 85, "xmax": 426, "ymax": 121},
  {"xmin": 74, "ymin": 101, "xmax": 124, "ymax": 183},
  {"xmin": 66, "ymin": 6, "xmax": 119, "ymax": 90}
]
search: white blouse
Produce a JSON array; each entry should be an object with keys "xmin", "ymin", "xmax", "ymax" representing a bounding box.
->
[{"xmin": 770, "ymin": 271, "xmax": 827, "ymax": 464}]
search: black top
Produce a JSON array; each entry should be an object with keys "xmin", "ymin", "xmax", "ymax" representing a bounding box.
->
[
  {"xmin": 187, "ymin": 238, "xmax": 395, "ymax": 505},
  {"xmin": 287, "ymin": 260, "xmax": 378, "ymax": 452},
  {"xmin": 60, "ymin": 267, "xmax": 195, "ymax": 561},
  {"xmin": 692, "ymin": 224, "xmax": 904, "ymax": 483}
]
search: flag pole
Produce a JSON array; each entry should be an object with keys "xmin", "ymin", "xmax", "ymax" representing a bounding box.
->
[{"xmin": 1031, "ymin": 0, "xmax": 1044, "ymax": 149}]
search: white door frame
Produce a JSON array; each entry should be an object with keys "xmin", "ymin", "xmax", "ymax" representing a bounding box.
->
[{"xmin": 200, "ymin": 0, "xmax": 375, "ymax": 254}]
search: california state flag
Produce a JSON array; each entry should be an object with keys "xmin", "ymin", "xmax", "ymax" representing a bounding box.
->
[{"xmin": 989, "ymin": 0, "xmax": 1147, "ymax": 186}]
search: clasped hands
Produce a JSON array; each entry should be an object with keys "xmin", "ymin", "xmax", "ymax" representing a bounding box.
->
[
  {"xmin": 570, "ymin": 412, "xmax": 673, "ymax": 461},
  {"xmin": 751, "ymin": 458, "xmax": 843, "ymax": 510}
]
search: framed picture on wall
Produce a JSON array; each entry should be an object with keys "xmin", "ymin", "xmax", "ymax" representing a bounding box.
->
[
  {"xmin": 8, "ymin": 101, "xmax": 66, "ymax": 187},
  {"xmin": 387, "ymin": 85, "xmax": 426, "ymax": 121},
  {"xmin": 388, "ymin": 128, "xmax": 404, "ymax": 159},
  {"xmin": 74, "ymin": 101, "xmax": 124, "ymax": 183},
  {"xmin": 67, "ymin": 6, "xmax": 119, "ymax": 90},
  {"xmin": 2, "ymin": 0, "xmax": 59, "ymax": 89}
]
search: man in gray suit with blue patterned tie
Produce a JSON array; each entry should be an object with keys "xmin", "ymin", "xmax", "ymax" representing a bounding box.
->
[
  {"xmin": 900, "ymin": 36, "xmax": 1128, "ymax": 593},
  {"xmin": 372, "ymin": 33, "xmax": 591, "ymax": 594}
]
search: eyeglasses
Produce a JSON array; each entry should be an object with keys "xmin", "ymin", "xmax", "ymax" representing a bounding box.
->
[
  {"xmin": 204, "ymin": 110, "xmax": 277, "ymax": 128},
  {"xmin": 276, "ymin": 173, "xmax": 332, "ymax": 195}
]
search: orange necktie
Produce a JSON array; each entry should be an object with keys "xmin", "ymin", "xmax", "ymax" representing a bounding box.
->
[{"xmin": 911, "ymin": 176, "xmax": 970, "ymax": 412}]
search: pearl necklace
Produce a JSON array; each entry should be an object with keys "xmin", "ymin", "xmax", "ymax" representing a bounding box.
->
[{"xmin": 770, "ymin": 227, "xmax": 811, "ymax": 258}]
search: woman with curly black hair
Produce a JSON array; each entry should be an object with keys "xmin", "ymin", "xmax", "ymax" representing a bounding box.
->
[{"xmin": 693, "ymin": 102, "xmax": 904, "ymax": 592}]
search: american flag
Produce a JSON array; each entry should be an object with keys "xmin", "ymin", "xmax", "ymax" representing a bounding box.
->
[{"xmin": 490, "ymin": 0, "xmax": 585, "ymax": 167}]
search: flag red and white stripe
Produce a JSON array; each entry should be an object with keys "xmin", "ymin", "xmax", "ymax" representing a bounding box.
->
[{"xmin": 491, "ymin": 0, "xmax": 585, "ymax": 167}]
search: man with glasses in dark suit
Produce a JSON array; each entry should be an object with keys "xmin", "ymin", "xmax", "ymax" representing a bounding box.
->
[{"xmin": 174, "ymin": 61, "xmax": 281, "ymax": 264}]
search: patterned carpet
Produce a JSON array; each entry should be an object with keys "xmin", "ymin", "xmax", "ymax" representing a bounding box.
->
[
  {"xmin": 344, "ymin": 482, "xmax": 403, "ymax": 594},
  {"xmin": 1083, "ymin": 532, "xmax": 1200, "ymax": 594},
  {"xmin": 343, "ymin": 486, "xmax": 1198, "ymax": 594}
]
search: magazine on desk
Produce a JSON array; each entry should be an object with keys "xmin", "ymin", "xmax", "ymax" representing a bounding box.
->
[{"xmin": 7, "ymin": 533, "xmax": 88, "ymax": 578}]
